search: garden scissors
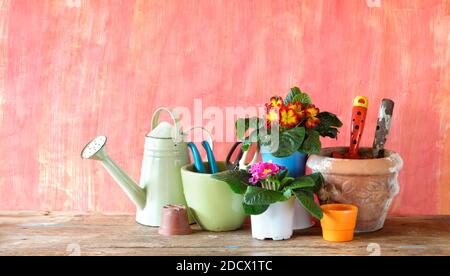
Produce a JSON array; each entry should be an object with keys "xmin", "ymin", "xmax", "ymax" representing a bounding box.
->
[
  {"xmin": 225, "ymin": 141, "xmax": 260, "ymax": 171},
  {"xmin": 188, "ymin": 140, "xmax": 218, "ymax": 174}
]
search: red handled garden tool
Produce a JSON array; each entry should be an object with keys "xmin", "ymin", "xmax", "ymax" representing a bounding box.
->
[{"xmin": 332, "ymin": 96, "xmax": 369, "ymax": 159}]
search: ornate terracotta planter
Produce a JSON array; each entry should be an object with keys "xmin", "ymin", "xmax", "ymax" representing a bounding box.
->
[{"xmin": 307, "ymin": 147, "xmax": 403, "ymax": 233}]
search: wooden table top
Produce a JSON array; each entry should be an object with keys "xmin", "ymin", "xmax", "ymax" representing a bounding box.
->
[{"xmin": 0, "ymin": 212, "xmax": 448, "ymax": 256}]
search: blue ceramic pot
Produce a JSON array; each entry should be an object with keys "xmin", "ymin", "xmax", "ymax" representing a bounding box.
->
[{"xmin": 261, "ymin": 150, "xmax": 308, "ymax": 177}]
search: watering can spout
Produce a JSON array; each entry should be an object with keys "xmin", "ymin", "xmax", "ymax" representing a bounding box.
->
[{"xmin": 81, "ymin": 136, "xmax": 146, "ymax": 210}]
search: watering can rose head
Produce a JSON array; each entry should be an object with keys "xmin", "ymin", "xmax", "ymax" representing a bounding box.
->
[
  {"xmin": 212, "ymin": 163, "xmax": 324, "ymax": 220},
  {"xmin": 236, "ymin": 87, "xmax": 343, "ymax": 157}
]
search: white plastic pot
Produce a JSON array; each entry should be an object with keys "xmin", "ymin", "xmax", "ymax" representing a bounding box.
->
[
  {"xmin": 293, "ymin": 202, "xmax": 314, "ymax": 229},
  {"xmin": 251, "ymin": 197, "xmax": 295, "ymax": 240}
]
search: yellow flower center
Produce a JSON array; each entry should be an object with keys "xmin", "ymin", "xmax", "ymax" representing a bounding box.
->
[
  {"xmin": 281, "ymin": 109, "xmax": 297, "ymax": 124},
  {"xmin": 307, "ymin": 107, "xmax": 318, "ymax": 117},
  {"xmin": 267, "ymin": 110, "xmax": 279, "ymax": 122},
  {"xmin": 263, "ymin": 169, "xmax": 272, "ymax": 175},
  {"xmin": 271, "ymin": 99, "xmax": 282, "ymax": 107}
]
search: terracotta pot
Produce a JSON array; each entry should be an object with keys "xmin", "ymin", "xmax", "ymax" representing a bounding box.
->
[
  {"xmin": 320, "ymin": 204, "xmax": 358, "ymax": 242},
  {"xmin": 307, "ymin": 147, "xmax": 403, "ymax": 233},
  {"xmin": 158, "ymin": 205, "xmax": 192, "ymax": 236}
]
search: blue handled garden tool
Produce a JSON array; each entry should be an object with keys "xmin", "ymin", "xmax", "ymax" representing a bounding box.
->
[{"xmin": 187, "ymin": 141, "xmax": 218, "ymax": 174}]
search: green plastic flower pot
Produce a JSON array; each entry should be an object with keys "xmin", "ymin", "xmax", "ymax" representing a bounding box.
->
[{"xmin": 181, "ymin": 162, "xmax": 246, "ymax": 231}]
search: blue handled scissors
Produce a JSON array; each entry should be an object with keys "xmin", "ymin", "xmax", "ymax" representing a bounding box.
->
[{"xmin": 187, "ymin": 141, "xmax": 219, "ymax": 174}]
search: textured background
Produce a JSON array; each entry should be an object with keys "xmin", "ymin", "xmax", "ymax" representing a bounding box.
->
[{"xmin": 0, "ymin": 0, "xmax": 449, "ymax": 214}]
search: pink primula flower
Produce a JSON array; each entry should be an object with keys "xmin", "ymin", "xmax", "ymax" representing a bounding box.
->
[{"xmin": 248, "ymin": 162, "xmax": 286, "ymax": 185}]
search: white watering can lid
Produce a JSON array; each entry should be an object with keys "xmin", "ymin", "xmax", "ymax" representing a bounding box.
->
[{"xmin": 148, "ymin": 121, "xmax": 178, "ymax": 139}]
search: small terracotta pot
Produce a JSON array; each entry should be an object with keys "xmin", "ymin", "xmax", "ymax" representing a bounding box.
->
[
  {"xmin": 320, "ymin": 204, "xmax": 358, "ymax": 242},
  {"xmin": 307, "ymin": 147, "xmax": 403, "ymax": 233},
  {"xmin": 158, "ymin": 205, "xmax": 192, "ymax": 236}
]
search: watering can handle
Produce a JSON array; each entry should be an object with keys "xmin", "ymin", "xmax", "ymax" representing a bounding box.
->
[
  {"xmin": 240, "ymin": 144, "xmax": 260, "ymax": 170},
  {"xmin": 151, "ymin": 108, "xmax": 182, "ymax": 143},
  {"xmin": 183, "ymin": 126, "xmax": 214, "ymax": 150}
]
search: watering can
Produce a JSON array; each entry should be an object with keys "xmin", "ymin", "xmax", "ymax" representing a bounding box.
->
[{"xmin": 81, "ymin": 108, "xmax": 212, "ymax": 227}]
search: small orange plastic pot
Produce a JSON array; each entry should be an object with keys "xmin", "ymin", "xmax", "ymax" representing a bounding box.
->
[{"xmin": 320, "ymin": 204, "xmax": 358, "ymax": 242}]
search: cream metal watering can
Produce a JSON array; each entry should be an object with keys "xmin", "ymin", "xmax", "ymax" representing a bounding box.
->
[{"xmin": 81, "ymin": 108, "xmax": 213, "ymax": 227}]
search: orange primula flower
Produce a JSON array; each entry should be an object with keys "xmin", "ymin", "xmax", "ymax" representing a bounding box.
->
[
  {"xmin": 280, "ymin": 106, "xmax": 299, "ymax": 128},
  {"xmin": 266, "ymin": 96, "xmax": 284, "ymax": 110},
  {"xmin": 305, "ymin": 104, "xmax": 319, "ymax": 118},
  {"xmin": 287, "ymin": 102, "xmax": 306, "ymax": 119},
  {"xmin": 305, "ymin": 117, "xmax": 320, "ymax": 128},
  {"xmin": 305, "ymin": 104, "xmax": 320, "ymax": 128},
  {"xmin": 265, "ymin": 96, "xmax": 283, "ymax": 128},
  {"xmin": 266, "ymin": 108, "xmax": 280, "ymax": 128}
]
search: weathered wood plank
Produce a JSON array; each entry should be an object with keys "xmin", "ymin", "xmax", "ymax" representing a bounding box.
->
[
  {"xmin": 1, "ymin": 0, "xmax": 450, "ymax": 217},
  {"xmin": 0, "ymin": 212, "xmax": 449, "ymax": 256}
]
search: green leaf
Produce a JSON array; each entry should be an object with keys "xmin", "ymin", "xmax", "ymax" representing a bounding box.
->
[
  {"xmin": 293, "ymin": 190, "xmax": 323, "ymax": 220},
  {"xmin": 243, "ymin": 203, "xmax": 269, "ymax": 215},
  {"xmin": 294, "ymin": 93, "xmax": 312, "ymax": 105},
  {"xmin": 281, "ymin": 175, "xmax": 315, "ymax": 197},
  {"xmin": 317, "ymin": 112, "xmax": 343, "ymax": 128},
  {"xmin": 284, "ymin": 87, "xmax": 300, "ymax": 104},
  {"xmin": 278, "ymin": 169, "xmax": 289, "ymax": 181},
  {"xmin": 284, "ymin": 176, "xmax": 316, "ymax": 190},
  {"xmin": 243, "ymin": 186, "xmax": 286, "ymax": 205},
  {"xmin": 235, "ymin": 117, "xmax": 264, "ymax": 140},
  {"xmin": 284, "ymin": 87, "xmax": 312, "ymax": 105},
  {"xmin": 279, "ymin": 176, "xmax": 294, "ymax": 187},
  {"xmin": 308, "ymin": 172, "xmax": 324, "ymax": 193},
  {"xmin": 300, "ymin": 129, "xmax": 322, "ymax": 154},
  {"xmin": 279, "ymin": 174, "xmax": 295, "ymax": 193},
  {"xmin": 237, "ymin": 128, "xmax": 264, "ymax": 152},
  {"xmin": 316, "ymin": 112, "xmax": 342, "ymax": 139},
  {"xmin": 241, "ymin": 140, "xmax": 251, "ymax": 152},
  {"xmin": 318, "ymin": 127, "xmax": 339, "ymax": 139},
  {"xmin": 212, "ymin": 170, "xmax": 249, "ymax": 194},
  {"xmin": 271, "ymin": 127, "xmax": 306, "ymax": 157},
  {"xmin": 283, "ymin": 188, "xmax": 293, "ymax": 199}
]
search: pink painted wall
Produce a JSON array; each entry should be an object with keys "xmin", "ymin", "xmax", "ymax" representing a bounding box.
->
[{"xmin": 0, "ymin": 0, "xmax": 449, "ymax": 215}]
